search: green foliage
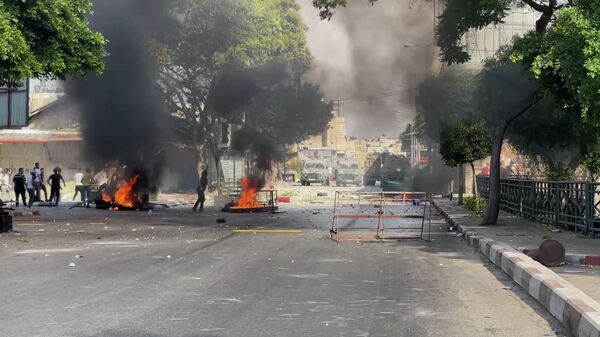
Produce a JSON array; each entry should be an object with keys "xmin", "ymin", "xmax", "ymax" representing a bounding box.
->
[
  {"xmin": 583, "ymin": 152, "xmax": 600, "ymax": 180},
  {"xmin": 439, "ymin": 118, "xmax": 491, "ymax": 168},
  {"xmin": 506, "ymin": 97, "xmax": 595, "ymax": 180},
  {"xmin": 246, "ymin": 81, "xmax": 333, "ymax": 145},
  {"xmin": 160, "ymin": 0, "xmax": 328, "ymax": 156},
  {"xmin": 511, "ymin": 2, "xmax": 600, "ymax": 124},
  {"xmin": 436, "ymin": 0, "xmax": 511, "ymax": 64},
  {"xmin": 311, "ymin": 0, "xmax": 376, "ymax": 19},
  {"xmin": 464, "ymin": 195, "xmax": 487, "ymax": 217},
  {"xmin": 227, "ymin": 0, "xmax": 312, "ymax": 70},
  {"xmin": 0, "ymin": 0, "xmax": 106, "ymax": 87}
]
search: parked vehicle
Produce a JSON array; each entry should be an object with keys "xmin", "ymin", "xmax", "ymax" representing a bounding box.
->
[
  {"xmin": 363, "ymin": 153, "xmax": 411, "ymax": 189},
  {"xmin": 335, "ymin": 160, "xmax": 362, "ymax": 186},
  {"xmin": 300, "ymin": 161, "xmax": 330, "ymax": 186}
]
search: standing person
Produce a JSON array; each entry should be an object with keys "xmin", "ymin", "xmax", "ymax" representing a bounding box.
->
[
  {"xmin": 32, "ymin": 162, "xmax": 42, "ymax": 201},
  {"xmin": 12, "ymin": 168, "xmax": 26, "ymax": 207},
  {"xmin": 26, "ymin": 171, "xmax": 36, "ymax": 208},
  {"xmin": 193, "ymin": 170, "xmax": 208, "ymax": 212},
  {"xmin": 81, "ymin": 168, "xmax": 94, "ymax": 205},
  {"xmin": 48, "ymin": 168, "xmax": 66, "ymax": 206},
  {"xmin": 39, "ymin": 168, "xmax": 49, "ymax": 201},
  {"xmin": 73, "ymin": 169, "xmax": 84, "ymax": 200},
  {"xmin": 0, "ymin": 168, "xmax": 7, "ymax": 201},
  {"xmin": 94, "ymin": 168, "xmax": 109, "ymax": 188},
  {"xmin": 1, "ymin": 168, "xmax": 10, "ymax": 201}
]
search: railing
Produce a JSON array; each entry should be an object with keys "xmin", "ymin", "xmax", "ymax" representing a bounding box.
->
[{"xmin": 477, "ymin": 177, "xmax": 600, "ymax": 237}]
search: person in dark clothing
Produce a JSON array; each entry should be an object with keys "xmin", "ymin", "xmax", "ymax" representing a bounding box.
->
[
  {"xmin": 47, "ymin": 168, "xmax": 66, "ymax": 206},
  {"xmin": 193, "ymin": 170, "xmax": 208, "ymax": 212},
  {"xmin": 12, "ymin": 168, "xmax": 27, "ymax": 207}
]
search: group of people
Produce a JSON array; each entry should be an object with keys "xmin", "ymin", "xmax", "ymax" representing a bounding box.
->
[{"xmin": 11, "ymin": 163, "xmax": 65, "ymax": 207}]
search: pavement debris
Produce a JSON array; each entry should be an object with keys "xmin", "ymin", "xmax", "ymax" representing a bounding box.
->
[
  {"xmin": 216, "ymin": 218, "xmax": 226, "ymax": 223},
  {"xmin": 69, "ymin": 262, "xmax": 76, "ymax": 267},
  {"xmin": 75, "ymin": 255, "xmax": 83, "ymax": 259}
]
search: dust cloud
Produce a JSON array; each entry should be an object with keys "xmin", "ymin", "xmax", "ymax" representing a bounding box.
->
[{"xmin": 298, "ymin": 0, "xmax": 437, "ymax": 138}]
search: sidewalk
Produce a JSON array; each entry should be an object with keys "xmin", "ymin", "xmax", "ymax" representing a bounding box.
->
[
  {"xmin": 435, "ymin": 198, "xmax": 600, "ymax": 260},
  {"xmin": 434, "ymin": 198, "xmax": 600, "ymax": 337}
]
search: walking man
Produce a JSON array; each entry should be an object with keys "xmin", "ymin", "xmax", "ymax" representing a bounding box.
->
[
  {"xmin": 26, "ymin": 171, "xmax": 36, "ymax": 208},
  {"xmin": 12, "ymin": 168, "xmax": 26, "ymax": 207},
  {"xmin": 32, "ymin": 162, "xmax": 42, "ymax": 201},
  {"xmin": 73, "ymin": 169, "xmax": 84, "ymax": 201},
  {"xmin": 193, "ymin": 170, "xmax": 208, "ymax": 212},
  {"xmin": 48, "ymin": 168, "xmax": 66, "ymax": 206}
]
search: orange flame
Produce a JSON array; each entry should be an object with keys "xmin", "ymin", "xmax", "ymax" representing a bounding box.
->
[
  {"xmin": 234, "ymin": 176, "xmax": 261, "ymax": 208},
  {"xmin": 102, "ymin": 192, "xmax": 112, "ymax": 203},
  {"xmin": 114, "ymin": 175, "xmax": 139, "ymax": 208}
]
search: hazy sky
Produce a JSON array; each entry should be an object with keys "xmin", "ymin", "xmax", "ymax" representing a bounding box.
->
[{"xmin": 297, "ymin": 0, "xmax": 436, "ymax": 139}]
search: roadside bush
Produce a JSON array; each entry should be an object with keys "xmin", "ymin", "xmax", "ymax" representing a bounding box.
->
[{"xmin": 464, "ymin": 196, "xmax": 487, "ymax": 217}]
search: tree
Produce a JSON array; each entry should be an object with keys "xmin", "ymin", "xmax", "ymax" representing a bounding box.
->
[
  {"xmin": 245, "ymin": 82, "xmax": 333, "ymax": 146},
  {"xmin": 474, "ymin": 61, "xmax": 540, "ymax": 224},
  {"xmin": 416, "ymin": 70, "xmax": 478, "ymax": 204},
  {"xmin": 439, "ymin": 118, "xmax": 491, "ymax": 203},
  {"xmin": 0, "ymin": 0, "xmax": 106, "ymax": 87},
  {"xmin": 505, "ymin": 98, "xmax": 595, "ymax": 180},
  {"xmin": 159, "ymin": 0, "xmax": 323, "ymax": 180},
  {"xmin": 510, "ymin": 0, "xmax": 600, "ymax": 124},
  {"xmin": 583, "ymin": 152, "xmax": 600, "ymax": 182}
]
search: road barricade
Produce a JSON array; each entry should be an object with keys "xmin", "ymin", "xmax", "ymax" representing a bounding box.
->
[{"xmin": 330, "ymin": 191, "xmax": 431, "ymax": 242}]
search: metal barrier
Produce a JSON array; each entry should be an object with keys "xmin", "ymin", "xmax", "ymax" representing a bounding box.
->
[
  {"xmin": 477, "ymin": 177, "xmax": 600, "ymax": 237},
  {"xmin": 330, "ymin": 191, "xmax": 431, "ymax": 242}
]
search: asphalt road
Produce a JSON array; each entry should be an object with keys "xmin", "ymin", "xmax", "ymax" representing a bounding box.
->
[{"xmin": 0, "ymin": 201, "xmax": 568, "ymax": 337}]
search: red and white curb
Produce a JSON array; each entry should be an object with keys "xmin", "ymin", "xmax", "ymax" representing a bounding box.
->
[
  {"xmin": 12, "ymin": 211, "xmax": 40, "ymax": 217},
  {"xmin": 518, "ymin": 248, "xmax": 600, "ymax": 267},
  {"xmin": 477, "ymin": 237, "xmax": 600, "ymax": 337},
  {"xmin": 433, "ymin": 201, "xmax": 600, "ymax": 337}
]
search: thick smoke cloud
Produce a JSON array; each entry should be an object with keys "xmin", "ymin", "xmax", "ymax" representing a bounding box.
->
[
  {"xmin": 298, "ymin": 0, "xmax": 437, "ymax": 138},
  {"xmin": 231, "ymin": 127, "xmax": 283, "ymax": 189},
  {"xmin": 66, "ymin": 0, "xmax": 171, "ymax": 175}
]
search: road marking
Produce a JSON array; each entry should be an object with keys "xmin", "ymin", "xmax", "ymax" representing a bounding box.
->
[{"xmin": 233, "ymin": 229, "xmax": 301, "ymax": 233}]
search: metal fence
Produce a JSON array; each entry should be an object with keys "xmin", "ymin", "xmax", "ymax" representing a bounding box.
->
[{"xmin": 477, "ymin": 177, "xmax": 600, "ymax": 237}]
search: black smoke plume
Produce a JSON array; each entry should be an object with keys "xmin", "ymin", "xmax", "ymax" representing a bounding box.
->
[
  {"xmin": 231, "ymin": 127, "xmax": 283, "ymax": 189},
  {"xmin": 65, "ymin": 0, "xmax": 172, "ymax": 180}
]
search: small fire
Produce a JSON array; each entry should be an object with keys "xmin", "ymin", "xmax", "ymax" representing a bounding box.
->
[
  {"xmin": 233, "ymin": 176, "xmax": 261, "ymax": 208},
  {"xmin": 102, "ymin": 192, "xmax": 112, "ymax": 203},
  {"xmin": 114, "ymin": 175, "xmax": 139, "ymax": 208}
]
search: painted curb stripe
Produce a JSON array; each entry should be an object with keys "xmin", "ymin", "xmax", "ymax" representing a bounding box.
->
[{"xmin": 433, "ymin": 201, "xmax": 600, "ymax": 337}]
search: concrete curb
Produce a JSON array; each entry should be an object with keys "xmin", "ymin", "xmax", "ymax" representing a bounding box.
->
[
  {"xmin": 12, "ymin": 211, "xmax": 40, "ymax": 217},
  {"xmin": 433, "ymin": 201, "xmax": 600, "ymax": 337}
]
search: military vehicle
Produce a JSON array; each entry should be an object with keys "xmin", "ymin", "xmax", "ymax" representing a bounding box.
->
[
  {"xmin": 335, "ymin": 160, "xmax": 362, "ymax": 186},
  {"xmin": 363, "ymin": 153, "xmax": 411, "ymax": 190},
  {"xmin": 300, "ymin": 160, "xmax": 330, "ymax": 186}
]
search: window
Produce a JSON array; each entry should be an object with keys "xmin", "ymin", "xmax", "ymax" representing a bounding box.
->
[{"xmin": 0, "ymin": 81, "xmax": 29, "ymax": 128}]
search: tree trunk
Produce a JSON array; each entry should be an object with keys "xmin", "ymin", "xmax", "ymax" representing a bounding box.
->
[
  {"xmin": 483, "ymin": 95, "xmax": 540, "ymax": 225},
  {"xmin": 458, "ymin": 164, "xmax": 464, "ymax": 205},
  {"xmin": 212, "ymin": 149, "xmax": 222, "ymax": 196},
  {"xmin": 196, "ymin": 144, "xmax": 206, "ymax": 180},
  {"xmin": 471, "ymin": 162, "xmax": 478, "ymax": 198},
  {"xmin": 483, "ymin": 128, "xmax": 505, "ymax": 225}
]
